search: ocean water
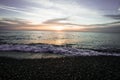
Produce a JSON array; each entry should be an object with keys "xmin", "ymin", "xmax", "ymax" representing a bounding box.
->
[{"xmin": 0, "ymin": 31, "xmax": 120, "ymax": 57}]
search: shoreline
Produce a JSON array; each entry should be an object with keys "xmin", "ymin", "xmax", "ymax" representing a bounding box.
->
[
  {"xmin": 0, "ymin": 51, "xmax": 64, "ymax": 59},
  {"xmin": 0, "ymin": 51, "xmax": 120, "ymax": 60},
  {"xmin": 0, "ymin": 44, "xmax": 120, "ymax": 57}
]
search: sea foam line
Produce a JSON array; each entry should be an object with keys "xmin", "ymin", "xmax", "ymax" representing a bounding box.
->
[{"xmin": 0, "ymin": 44, "xmax": 120, "ymax": 56}]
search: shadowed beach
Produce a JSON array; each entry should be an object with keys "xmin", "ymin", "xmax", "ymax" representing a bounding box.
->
[{"xmin": 0, "ymin": 54, "xmax": 120, "ymax": 80}]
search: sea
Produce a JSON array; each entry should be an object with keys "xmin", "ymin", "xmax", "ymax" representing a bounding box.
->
[{"xmin": 0, "ymin": 31, "xmax": 120, "ymax": 57}]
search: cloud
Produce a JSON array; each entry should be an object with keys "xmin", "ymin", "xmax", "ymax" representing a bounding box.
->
[
  {"xmin": 43, "ymin": 17, "xmax": 88, "ymax": 27},
  {"xmin": 105, "ymin": 14, "xmax": 120, "ymax": 19},
  {"xmin": 0, "ymin": 18, "xmax": 32, "ymax": 30},
  {"xmin": 26, "ymin": 0, "xmax": 98, "ymax": 15},
  {"xmin": 23, "ymin": 0, "xmax": 111, "ymax": 25},
  {"xmin": 91, "ymin": 21, "xmax": 120, "ymax": 27},
  {"xmin": 0, "ymin": 0, "xmax": 115, "ymax": 25},
  {"xmin": 90, "ymin": 25, "xmax": 120, "ymax": 33},
  {"xmin": 88, "ymin": 21, "xmax": 120, "ymax": 32},
  {"xmin": 0, "ymin": 17, "xmax": 119, "ymax": 32},
  {"xmin": 0, "ymin": 0, "xmax": 119, "ymax": 32},
  {"xmin": 0, "ymin": 4, "xmax": 39, "ymax": 16},
  {"xmin": 118, "ymin": 8, "xmax": 120, "ymax": 11},
  {"xmin": 43, "ymin": 17, "xmax": 68, "ymax": 24},
  {"xmin": 0, "ymin": 18, "xmax": 90, "ymax": 31}
]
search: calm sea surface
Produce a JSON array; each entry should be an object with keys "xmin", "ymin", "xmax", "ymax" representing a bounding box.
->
[{"xmin": 0, "ymin": 31, "xmax": 120, "ymax": 51}]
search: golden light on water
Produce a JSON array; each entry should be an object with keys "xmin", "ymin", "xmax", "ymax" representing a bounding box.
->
[{"xmin": 20, "ymin": 31, "xmax": 80, "ymax": 45}]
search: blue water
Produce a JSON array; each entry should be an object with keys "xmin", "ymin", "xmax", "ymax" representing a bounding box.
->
[
  {"xmin": 0, "ymin": 31, "xmax": 120, "ymax": 54},
  {"xmin": 0, "ymin": 31, "xmax": 120, "ymax": 48}
]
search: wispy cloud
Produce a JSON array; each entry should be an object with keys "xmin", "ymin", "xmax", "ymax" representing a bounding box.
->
[
  {"xmin": 0, "ymin": 4, "xmax": 38, "ymax": 16},
  {"xmin": 89, "ymin": 25, "xmax": 120, "ymax": 33},
  {"xmin": 0, "ymin": 18, "xmax": 31, "ymax": 30},
  {"xmin": 0, "ymin": 0, "xmax": 119, "ymax": 32},
  {"xmin": 0, "ymin": 18, "xmax": 89, "ymax": 31},
  {"xmin": 42, "ymin": 17, "xmax": 88, "ymax": 27},
  {"xmin": 105, "ymin": 14, "xmax": 120, "ymax": 20},
  {"xmin": 24, "ymin": 0, "xmax": 113, "ymax": 25},
  {"xmin": 1, "ymin": 18, "xmax": 119, "ymax": 32},
  {"xmin": 43, "ymin": 17, "xmax": 68, "ymax": 24},
  {"xmin": 0, "ymin": 0, "xmax": 115, "ymax": 25}
]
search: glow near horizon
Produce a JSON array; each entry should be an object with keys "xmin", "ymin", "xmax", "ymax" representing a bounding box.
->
[{"xmin": 0, "ymin": 0, "xmax": 119, "ymax": 31}]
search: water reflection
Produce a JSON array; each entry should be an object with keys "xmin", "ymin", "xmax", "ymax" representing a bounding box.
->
[
  {"xmin": 22, "ymin": 31, "xmax": 79, "ymax": 45},
  {"xmin": 1, "ymin": 31, "xmax": 119, "ymax": 49},
  {"xmin": 39, "ymin": 31, "xmax": 75, "ymax": 45}
]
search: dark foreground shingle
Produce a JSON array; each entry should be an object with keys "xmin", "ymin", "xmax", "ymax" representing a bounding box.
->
[{"xmin": 0, "ymin": 56, "xmax": 120, "ymax": 80}]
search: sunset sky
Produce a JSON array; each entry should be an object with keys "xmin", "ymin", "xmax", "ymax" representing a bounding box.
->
[{"xmin": 0, "ymin": 0, "xmax": 120, "ymax": 32}]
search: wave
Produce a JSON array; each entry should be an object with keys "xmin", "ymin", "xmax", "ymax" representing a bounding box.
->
[{"xmin": 0, "ymin": 44, "xmax": 120, "ymax": 56}]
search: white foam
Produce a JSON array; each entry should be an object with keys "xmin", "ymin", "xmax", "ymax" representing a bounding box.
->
[{"xmin": 0, "ymin": 44, "xmax": 120, "ymax": 56}]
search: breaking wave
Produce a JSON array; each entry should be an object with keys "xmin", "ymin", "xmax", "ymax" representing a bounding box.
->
[{"xmin": 0, "ymin": 44, "xmax": 120, "ymax": 56}]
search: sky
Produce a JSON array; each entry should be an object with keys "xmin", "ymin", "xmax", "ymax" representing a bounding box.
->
[{"xmin": 0, "ymin": 0, "xmax": 120, "ymax": 32}]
